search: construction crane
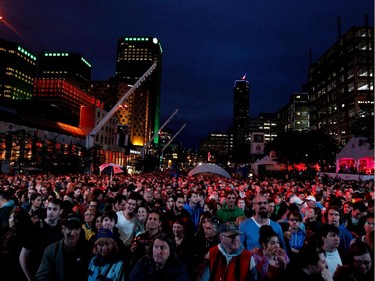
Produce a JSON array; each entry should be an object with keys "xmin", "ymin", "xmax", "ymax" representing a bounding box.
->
[
  {"xmin": 84, "ymin": 62, "xmax": 157, "ymax": 173},
  {"xmin": 85, "ymin": 62, "xmax": 157, "ymax": 149}
]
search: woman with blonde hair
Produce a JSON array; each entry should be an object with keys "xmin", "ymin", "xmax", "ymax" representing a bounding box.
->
[{"xmin": 87, "ymin": 229, "xmax": 125, "ymax": 281}]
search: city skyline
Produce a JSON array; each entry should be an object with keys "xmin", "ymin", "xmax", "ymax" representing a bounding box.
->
[{"xmin": 0, "ymin": 1, "xmax": 373, "ymax": 148}]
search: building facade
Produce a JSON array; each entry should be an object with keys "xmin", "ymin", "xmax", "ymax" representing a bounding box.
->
[
  {"xmin": 34, "ymin": 51, "xmax": 103, "ymax": 125},
  {"xmin": 33, "ymin": 78, "xmax": 104, "ymax": 124},
  {"xmin": 0, "ymin": 39, "xmax": 36, "ymax": 100},
  {"xmin": 249, "ymin": 113, "xmax": 278, "ymax": 143},
  {"xmin": 116, "ymin": 37, "xmax": 163, "ymax": 148},
  {"xmin": 38, "ymin": 51, "xmax": 92, "ymax": 90},
  {"xmin": 278, "ymin": 93, "xmax": 310, "ymax": 132},
  {"xmin": 308, "ymin": 26, "xmax": 374, "ymax": 146},
  {"xmin": 200, "ymin": 132, "xmax": 231, "ymax": 164},
  {"xmin": 233, "ymin": 76, "xmax": 250, "ymax": 162},
  {"xmin": 88, "ymin": 80, "xmax": 116, "ymax": 110}
]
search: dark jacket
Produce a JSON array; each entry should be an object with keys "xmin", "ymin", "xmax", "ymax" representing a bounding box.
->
[
  {"xmin": 333, "ymin": 264, "xmax": 374, "ymax": 281},
  {"xmin": 35, "ymin": 239, "xmax": 91, "ymax": 281},
  {"xmin": 284, "ymin": 267, "xmax": 325, "ymax": 281},
  {"xmin": 129, "ymin": 255, "xmax": 189, "ymax": 281}
]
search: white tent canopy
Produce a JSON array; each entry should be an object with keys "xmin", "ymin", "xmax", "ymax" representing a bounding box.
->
[
  {"xmin": 188, "ymin": 163, "xmax": 231, "ymax": 178},
  {"xmin": 252, "ymin": 155, "xmax": 280, "ymax": 175},
  {"xmin": 336, "ymin": 137, "xmax": 374, "ymax": 174}
]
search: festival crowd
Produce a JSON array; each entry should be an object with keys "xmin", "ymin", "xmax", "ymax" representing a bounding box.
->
[{"xmin": 0, "ymin": 171, "xmax": 373, "ymax": 281}]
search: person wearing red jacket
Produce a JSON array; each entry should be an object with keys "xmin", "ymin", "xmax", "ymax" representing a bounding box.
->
[{"xmin": 197, "ymin": 222, "xmax": 257, "ymax": 281}]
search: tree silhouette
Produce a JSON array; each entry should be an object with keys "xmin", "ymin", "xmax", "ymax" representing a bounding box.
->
[{"xmin": 265, "ymin": 131, "xmax": 338, "ymax": 166}]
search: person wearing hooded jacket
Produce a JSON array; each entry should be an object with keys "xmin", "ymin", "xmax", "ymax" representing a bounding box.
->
[{"xmin": 87, "ymin": 228, "xmax": 125, "ymax": 281}]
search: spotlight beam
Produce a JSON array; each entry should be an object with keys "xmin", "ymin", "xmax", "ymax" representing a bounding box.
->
[{"xmin": 0, "ymin": 16, "xmax": 30, "ymax": 43}]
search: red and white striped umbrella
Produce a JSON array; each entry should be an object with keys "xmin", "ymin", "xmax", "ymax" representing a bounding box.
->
[{"xmin": 99, "ymin": 163, "xmax": 125, "ymax": 174}]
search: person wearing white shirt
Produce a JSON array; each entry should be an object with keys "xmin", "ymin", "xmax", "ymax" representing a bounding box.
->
[
  {"xmin": 320, "ymin": 224, "xmax": 342, "ymax": 277},
  {"xmin": 116, "ymin": 194, "xmax": 138, "ymax": 247}
]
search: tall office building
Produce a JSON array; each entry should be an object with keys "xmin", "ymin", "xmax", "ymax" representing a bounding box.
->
[
  {"xmin": 116, "ymin": 37, "xmax": 163, "ymax": 148},
  {"xmin": 0, "ymin": 39, "xmax": 37, "ymax": 100},
  {"xmin": 34, "ymin": 51, "xmax": 102, "ymax": 125},
  {"xmin": 38, "ymin": 51, "xmax": 92, "ymax": 90},
  {"xmin": 233, "ymin": 75, "xmax": 250, "ymax": 162},
  {"xmin": 88, "ymin": 79, "xmax": 119, "ymax": 111},
  {"xmin": 308, "ymin": 25, "xmax": 374, "ymax": 146},
  {"xmin": 200, "ymin": 132, "xmax": 231, "ymax": 163},
  {"xmin": 278, "ymin": 93, "xmax": 310, "ymax": 132},
  {"xmin": 249, "ymin": 113, "xmax": 278, "ymax": 143}
]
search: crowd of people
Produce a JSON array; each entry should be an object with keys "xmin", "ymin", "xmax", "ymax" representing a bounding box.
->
[{"xmin": 0, "ymin": 171, "xmax": 373, "ymax": 281}]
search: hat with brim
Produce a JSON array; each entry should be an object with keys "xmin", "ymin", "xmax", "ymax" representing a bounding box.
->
[
  {"xmin": 219, "ymin": 222, "xmax": 242, "ymax": 236},
  {"xmin": 289, "ymin": 196, "xmax": 303, "ymax": 205},
  {"xmin": 96, "ymin": 228, "xmax": 114, "ymax": 240},
  {"xmin": 306, "ymin": 195, "xmax": 316, "ymax": 202},
  {"xmin": 63, "ymin": 213, "xmax": 82, "ymax": 229}
]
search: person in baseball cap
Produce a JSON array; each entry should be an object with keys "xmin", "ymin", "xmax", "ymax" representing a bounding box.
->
[
  {"xmin": 63, "ymin": 213, "xmax": 82, "ymax": 229},
  {"xmin": 36, "ymin": 212, "xmax": 91, "ymax": 280},
  {"xmin": 304, "ymin": 195, "xmax": 317, "ymax": 210},
  {"xmin": 88, "ymin": 229, "xmax": 126, "ymax": 280},
  {"xmin": 198, "ymin": 221, "xmax": 257, "ymax": 280},
  {"xmin": 306, "ymin": 195, "xmax": 316, "ymax": 202},
  {"xmin": 219, "ymin": 221, "xmax": 243, "ymax": 236},
  {"xmin": 289, "ymin": 196, "xmax": 304, "ymax": 206},
  {"xmin": 305, "ymin": 195, "xmax": 326, "ymax": 211},
  {"xmin": 96, "ymin": 228, "xmax": 115, "ymax": 240}
]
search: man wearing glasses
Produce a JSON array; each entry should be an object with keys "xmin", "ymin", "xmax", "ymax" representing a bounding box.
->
[
  {"xmin": 197, "ymin": 222, "xmax": 257, "ymax": 281},
  {"xmin": 239, "ymin": 195, "xmax": 285, "ymax": 251},
  {"xmin": 287, "ymin": 210, "xmax": 306, "ymax": 255}
]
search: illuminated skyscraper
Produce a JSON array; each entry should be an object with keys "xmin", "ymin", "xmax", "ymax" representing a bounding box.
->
[
  {"xmin": 233, "ymin": 75, "xmax": 250, "ymax": 162},
  {"xmin": 0, "ymin": 39, "xmax": 36, "ymax": 100},
  {"xmin": 38, "ymin": 51, "xmax": 92, "ymax": 90},
  {"xmin": 116, "ymin": 37, "xmax": 162, "ymax": 147},
  {"xmin": 34, "ymin": 51, "xmax": 102, "ymax": 124},
  {"xmin": 308, "ymin": 25, "xmax": 374, "ymax": 146}
]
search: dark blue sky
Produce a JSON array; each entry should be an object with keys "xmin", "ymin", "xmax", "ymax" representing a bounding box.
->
[{"xmin": 1, "ymin": 1, "xmax": 373, "ymax": 148}]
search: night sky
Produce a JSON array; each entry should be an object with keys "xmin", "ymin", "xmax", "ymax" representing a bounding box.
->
[{"xmin": 1, "ymin": 1, "xmax": 373, "ymax": 148}]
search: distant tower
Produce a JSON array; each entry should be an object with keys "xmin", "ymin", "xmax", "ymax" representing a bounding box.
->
[
  {"xmin": 0, "ymin": 39, "xmax": 37, "ymax": 100},
  {"xmin": 116, "ymin": 37, "xmax": 163, "ymax": 148},
  {"xmin": 233, "ymin": 74, "xmax": 250, "ymax": 162}
]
